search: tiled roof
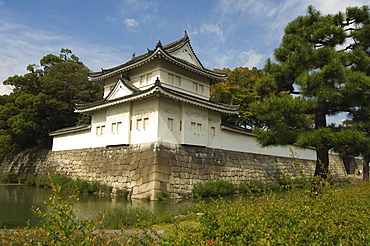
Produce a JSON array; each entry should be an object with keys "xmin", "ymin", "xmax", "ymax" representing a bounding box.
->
[
  {"xmin": 49, "ymin": 124, "xmax": 91, "ymax": 136},
  {"xmin": 75, "ymin": 80, "xmax": 239, "ymax": 114},
  {"xmin": 88, "ymin": 33, "xmax": 226, "ymax": 83}
]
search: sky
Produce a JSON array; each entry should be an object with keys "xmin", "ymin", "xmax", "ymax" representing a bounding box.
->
[{"xmin": 0, "ymin": 0, "xmax": 369, "ymax": 99}]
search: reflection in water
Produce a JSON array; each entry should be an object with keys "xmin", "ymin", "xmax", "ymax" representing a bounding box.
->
[
  {"xmin": 0, "ymin": 185, "xmax": 49, "ymax": 228},
  {"xmin": 0, "ymin": 185, "xmax": 194, "ymax": 228}
]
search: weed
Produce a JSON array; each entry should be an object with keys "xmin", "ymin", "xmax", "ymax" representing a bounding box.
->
[
  {"xmin": 157, "ymin": 190, "xmax": 169, "ymax": 201},
  {"xmin": 192, "ymin": 180, "xmax": 235, "ymax": 197},
  {"xmin": 0, "ymin": 173, "xmax": 18, "ymax": 183}
]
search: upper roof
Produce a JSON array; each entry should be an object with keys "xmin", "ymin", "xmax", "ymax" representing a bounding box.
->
[
  {"xmin": 75, "ymin": 78, "xmax": 239, "ymax": 114},
  {"xmin": 89, "ymin": 32, "xmax": 227, "ymax": 84}
]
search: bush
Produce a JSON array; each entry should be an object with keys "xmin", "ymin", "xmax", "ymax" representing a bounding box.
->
[
  {"xmin": 164, "ymin": 183, "xmax": 370, "ymax": 245},
  {"xmin": 0, "ymin": 173, "xmax": 18, "ymax": 183},
  {"xmin": 103, "ymin": 207, "xmax": 157, "ymax": 228},
  {"xmin": 238, "ymin": 180, "xmax": 269, "ymax": 193},
  {"xmin": 156, "ymin": 190, "xmax": 169, "ymax": 201},
  {"xmin": 192, "ymin": 180, "xmax": 235, "ymax": 197}
]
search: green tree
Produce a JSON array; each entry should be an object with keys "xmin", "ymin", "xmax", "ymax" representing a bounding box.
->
[
  {"xmin": 338, "ymin": 6, "xmax": 370, "ymax": 181},
  {"xmin": 0, "ymin": 49, "xmax": 103, "ymax": 160},
  {"xmin": 211, "ymin": 67, "xmax": 262, "ymax": 128},
  {"xmin": 250, "ymin": 6, "xmax": 370, "ymax": 181}
]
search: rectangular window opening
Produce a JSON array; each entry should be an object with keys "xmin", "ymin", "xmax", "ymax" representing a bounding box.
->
[
  {"xmin": 191, "ymin": 122, "xmax": 196, "ymax": 134},
  {"xmin": 168, "ymin": 118, "xmax": 174, "ymax": 131},
  {"xmin": 197, "ymin": 123, "xmax": 202, "ymax": 135},
  {"xmin": 136, "ymin": 119, "xmax": 142, "ymax": 130},
  {"xmin": 211, "ymin": 126, "xmax": 216, "ymax": 137},
  {"xmin": 143, "ymin": 117, "xmax": 149, "ymax": 130},
  {"xmin": 111, "ymin": 122, "xmax": 117, "ymax": 134}
]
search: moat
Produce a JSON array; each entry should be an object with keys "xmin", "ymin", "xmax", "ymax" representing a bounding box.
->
[{"xmin": 0, "ymin": 184, "xmax": 194, "ymax": 228}]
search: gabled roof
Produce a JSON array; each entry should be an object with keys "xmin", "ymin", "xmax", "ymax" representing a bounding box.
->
[
  {"xmin": 89, "ymin": 32, "xmax": 227, "ymax": 84},
  {"xmin": 105, "ymin": 76, "xmax": 139, "ymax": 101},
  {"xmin": 75, "ymin": 79, "xmax": 239, "ymax": 114}
]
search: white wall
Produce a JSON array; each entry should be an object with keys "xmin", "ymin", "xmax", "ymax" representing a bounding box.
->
[
  {"xmin": 105, "ymin": 104, "xmax": 131, "ymax": 146},
  {"xmin": 158, "ymin": 97, "xmax": 181, "ymax": 143},
  {"xmin": 216, "ymin": 126, "xmax": 316, "ymax": 160},
  {"xmin": 52, "ymin": 130, "xmax": 91, "ymax": 151},
  {"xmin": 182, "ymin": 104, "xmax": 208, "ymax": 146},
  {"xmin": 91, "ymin": 110, "xmax": 108, "ymax": 148},
  {"xmin": 130, "ymin": 97, "xmax": 159, "ymax": 144}
]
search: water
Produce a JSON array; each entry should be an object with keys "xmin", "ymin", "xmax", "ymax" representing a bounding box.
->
[{"xmin": 0, "ymin": 184, "xmax": 194, "ymax": 228}]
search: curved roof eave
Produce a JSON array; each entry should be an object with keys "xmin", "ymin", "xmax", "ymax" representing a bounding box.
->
[
  {"xmin": 75, "ymin": 83, "xmax": 238, "ymax": 115},
  {"xmin": 88, "ymin": 46, "xmax": 226, "ymax": 83}
]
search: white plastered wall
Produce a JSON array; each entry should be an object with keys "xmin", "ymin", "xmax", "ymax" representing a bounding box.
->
[
  {"xmin": 52, "ymin": 130, "xmax": 91, "ymax": 151},
  {"xmin": 181, "ymin": 104, "xmax": 208, "ymax": 146},
  {"xmin": 105, "ymin": 103, "xmax": 131, "ymax": 146},
  {"xmin": 130, "ymin": 97, "xmax": 159, "ymax": 144},
  {"xmin": 158, "ymin": 97, "xmax": 181, "ymax": 143}
]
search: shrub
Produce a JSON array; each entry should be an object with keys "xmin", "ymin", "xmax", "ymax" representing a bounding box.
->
[
  {"xmin": 238, "ymin": 180, "xmax": 269, "ymax": 193},
  {"xmin": 192, "ymin": 180, "xmax": 235, "ymax": 197},
  {"xmin": 103, "ymin": 207, "xmax": 156, "ymax": 228},
  {"xmin": 116, "ymin": 188, "xmax": 129, "ymax": 198},
  {"xmin": 0, "ymin": 173, "xmax": 18, "ymax": 183},
  {"xmin": 156, "ymin": 190, "xmax": 169, "ymax": 201},
  {"xmin": 164, "ymin": 183, "xmax": 370, "ymax": 245}
]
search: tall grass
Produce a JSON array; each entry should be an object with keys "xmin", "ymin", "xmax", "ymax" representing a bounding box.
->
[{"xmin": 164, "ymin": 182, "xmax": 370, "ymax": 245}]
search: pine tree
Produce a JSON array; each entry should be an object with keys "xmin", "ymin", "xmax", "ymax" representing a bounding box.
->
[{"xmin": 251, "ymin": 6, "xmax": 370, "ymax": 181}]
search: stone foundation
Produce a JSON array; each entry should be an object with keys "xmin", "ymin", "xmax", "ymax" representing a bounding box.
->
[{"xmin": 0, "ymin": 141, "xmax": 347, "ymax": 200}]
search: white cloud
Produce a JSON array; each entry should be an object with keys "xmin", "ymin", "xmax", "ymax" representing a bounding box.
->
[
  {"xmin": 0, "ymin": 19, "xmax": 128, "ymax": 95},
  {"xmin": 238, "ymin": 50, "xmax": 264, "ymax": 69},
  {"xmin": 200, "ymin": 24, "xmax": 225, "ymax": 42},
  {"xmin": 124, "ymin": 18, "xmax": 139, "ymax": 28},
  {"xmin": 310, "ymin": 0, "xmax": 370, "ymax": 15}
]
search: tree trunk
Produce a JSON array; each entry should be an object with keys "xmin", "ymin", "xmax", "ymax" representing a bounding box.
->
[
  {"xmin": 314, "ymin": 145, "xmax": 329, "ymax": 179},
  {"xmin": 363, "ymin": 154, "xmax": 370, "ymax": 182},
  {"xmin": 314, "ymin": 108, "xmax": 329, "ymax": 179}
]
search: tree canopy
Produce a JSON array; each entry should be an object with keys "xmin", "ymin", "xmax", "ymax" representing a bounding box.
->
[
  {"xmin": 0, "ymin": 49, "xmax": 103, "ymax": 160},
  {"xmin": 249, "ymin": 6, "xmax": 370, "ymax": 180},
  {"xmin": 211, "ymin": 67, "xmax": 262, "ymax": 129}
]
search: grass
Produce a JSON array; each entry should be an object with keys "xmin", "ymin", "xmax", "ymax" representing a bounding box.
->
[{"xmin": 161, "ymin": 181, "xmax": 370, "ymax": 245}]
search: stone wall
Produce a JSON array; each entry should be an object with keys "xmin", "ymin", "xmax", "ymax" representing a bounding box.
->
[{"xmin": 0, "ymin": 141, "xmax": 347, "ymax": 200}]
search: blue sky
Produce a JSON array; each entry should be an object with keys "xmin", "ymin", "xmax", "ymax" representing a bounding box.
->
[{"xmin": 1, "ymin": 0, "xmax": 369, "ymax": 98}]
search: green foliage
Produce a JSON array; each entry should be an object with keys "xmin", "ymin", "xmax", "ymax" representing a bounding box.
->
[
  {"xmin": 211, "ymin": 67, "xmax": 262, "ymax": 128},
  {"xmin": 164, "ymin": 183, "xmax": 370, "ymax": 245},
  {"xmin": 0, "ymin": 49, "xmax": 103, "ymax": 161},
  {"xmin": 2, "ymin": 173, "xmax": 115, "ymax": 196},
  {"xmin": 250, "ymin": 5, "xmax": 370, "ymax": 180},
  {"xmin": 238, "ymin": 180, "xmax": 270, "ymax": 193},
  {"xmin": 0, "ymin": 173, "xmax": 18, "ymax": 183},
  {"xmin": 192, "ymin": 180, "xmax": 235, "ymax": 197},
  {"xmin": 103, "ymin": 207, "xmax": 157, "ymax": 228},
  {"xmin": 157, "ymin": 190, "xmax": 170, "ymax": 201}
]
